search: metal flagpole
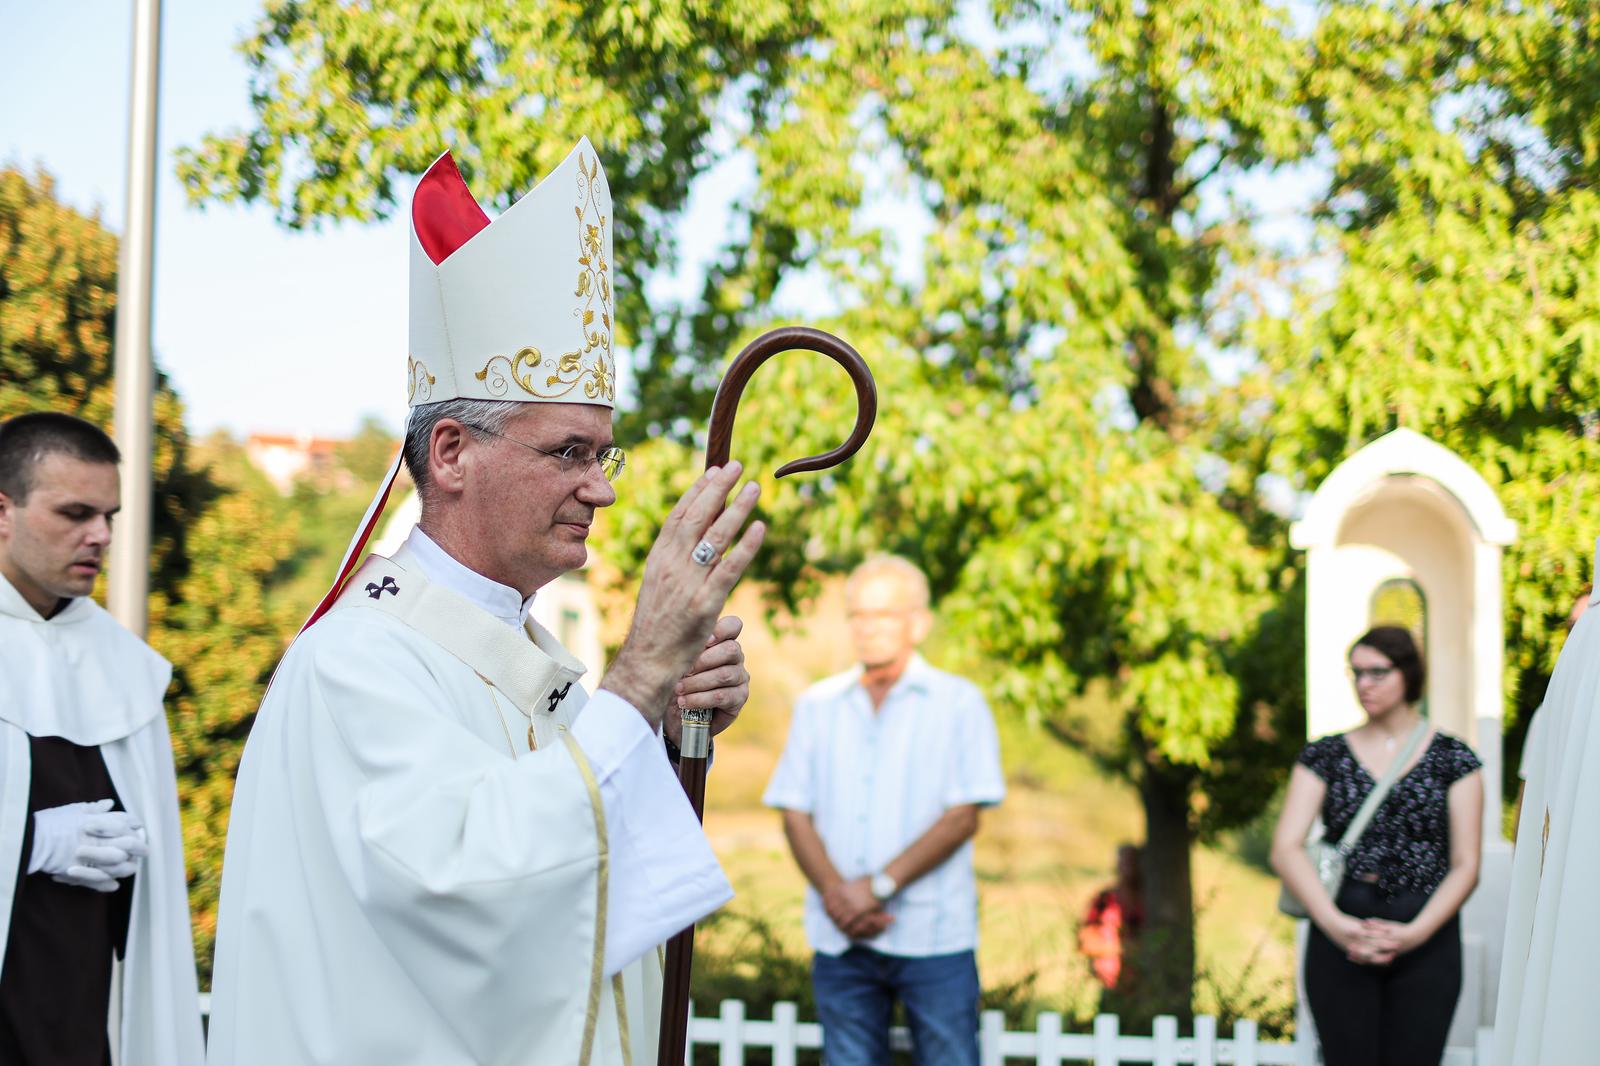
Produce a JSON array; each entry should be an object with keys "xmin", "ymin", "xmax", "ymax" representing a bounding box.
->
[
  {"xmin": 108, "ymin": 0, "xmax": 163, "ymax": 637},
  {"xmin": 658, "ymin": 325, "xmax": 877, "ymax": 1065}
]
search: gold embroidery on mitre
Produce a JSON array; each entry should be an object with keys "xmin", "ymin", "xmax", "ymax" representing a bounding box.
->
[
  {"xmin": 567, "ymin": 153, "xmax": 616, "ymax": 401},
  {"xmin": 471, "ymin": 151, "xmax": 616, "ymax": 403},
  {"xmin": 407, "ymin": 356, "xmax": 437, "ymax": 403},
  {"xmin": 474, "ymin": 346, "xmax": 546, "ymax": 397}
]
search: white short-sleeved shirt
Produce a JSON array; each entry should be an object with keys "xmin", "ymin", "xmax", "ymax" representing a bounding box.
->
[{"xmin": 762, "ymin": 653, "xmax": 1005, "ymax": 957}]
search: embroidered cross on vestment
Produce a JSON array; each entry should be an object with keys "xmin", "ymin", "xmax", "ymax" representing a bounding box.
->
[{"xmin": 365, "ymin": 576, "xmax": 400, "ymax": 599}]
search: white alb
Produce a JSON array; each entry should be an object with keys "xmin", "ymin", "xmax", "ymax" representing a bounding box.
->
[
  {"xmin": 1494, "ymin": 542, "xmax": 1600, "ymax": 1064},
  {"xmin": 205, "ymin": 533, "xmax": 731, "ymax": 1065},
  {"xmin": 0, "ymin": 571, "xmax": 205, "ymax": 1066}
]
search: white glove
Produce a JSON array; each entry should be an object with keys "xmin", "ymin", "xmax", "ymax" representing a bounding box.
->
[{"xmin": 28, "ymin": 799, "xmax": 148, "ymax": 893}]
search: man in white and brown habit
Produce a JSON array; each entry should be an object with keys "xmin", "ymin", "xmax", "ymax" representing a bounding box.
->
[
  {"xmin": 0, "ymin": 411, "xmax": 206, "ymax": 1066},
  {"xmin": 205, "ymin": 140, "xmax": 767, "ymax": 1066}
]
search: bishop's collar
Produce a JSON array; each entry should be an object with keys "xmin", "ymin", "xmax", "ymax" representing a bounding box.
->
[{"xmin": 401, "ymin": 526, "xmax": 535, "ymax": 629}]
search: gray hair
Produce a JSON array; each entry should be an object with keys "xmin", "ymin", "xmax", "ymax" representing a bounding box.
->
[
  {"xmin": 845, "ymin": 554, "xmax": 931, "ymax": 610},
  {"xmin": 403, "ymin": 397, "xmax": 525, "ymax": 503}
]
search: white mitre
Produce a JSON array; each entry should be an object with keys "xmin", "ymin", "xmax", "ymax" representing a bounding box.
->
[
  {"xmin": 407, "ymin": 140, "xmax": 616, "ymax": 410},
  {"xmin": 306, "ymin": 139, "xmax": 618, "ymax": 627}
]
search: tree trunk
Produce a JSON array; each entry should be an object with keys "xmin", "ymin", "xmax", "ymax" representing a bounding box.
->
[
  {"xmin": 1114, "ymin": 13, "xmax": 1203, "ymax": 1029},
  {"xmin": 1132, "ymin": 759, "xmax": 1196, "ymax": 1025}
]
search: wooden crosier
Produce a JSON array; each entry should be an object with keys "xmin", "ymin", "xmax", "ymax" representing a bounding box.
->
[{"xmin": 657, "ymin": 325, "xmax": 877, "ymax": 1065}]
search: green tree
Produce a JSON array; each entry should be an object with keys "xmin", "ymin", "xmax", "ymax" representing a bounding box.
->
[
  {"xmin": 263, "ymin": 426, "xmax": 410, "ymax": 624},
  {"xmin": 702, "ymin": 0, "xmax": 1315, "ymax": 1017},
  {"xmin": 582, "ymin": 1, "xmax": 1317, "ymax": 1018},
  {"xmin": 340, "ymin": 414, "xmax": 402, "ymax": 484},
  {"xmin": 179, "ymin": 0, "xmax": 1325, "ymax": 1016},
  {"xmin": 0, "ymin": 166, "xmax": 297, "ymax": 981},
  {"xmin": 1256, "ymin": 0, "xmax": 1600, "ymax": 789}
]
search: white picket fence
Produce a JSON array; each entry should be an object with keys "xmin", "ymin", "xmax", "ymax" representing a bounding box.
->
[
  {"xmin": 199, "ymin": 995, "xmax": 1495, "ymax": 1063},
  {"xmin": 686, "ymin": 1000, "xmax": 1303, "ymax": 1064},
  {"xmin": 684, "ymin": 1000, "xmax": 1496, "ymax": 1065},
  {"xmin": 686, "ymin": 1000, "xmax": 1312, "ymax": 1064}
]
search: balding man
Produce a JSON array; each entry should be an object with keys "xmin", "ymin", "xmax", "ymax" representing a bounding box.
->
[
  {"xmin": 764, "ymin": 554, "xmax": 1005, "ymax": 1066},
  {"xmin": 0, "ymin": 411, "xmax": 204, "ymax": 1066}
]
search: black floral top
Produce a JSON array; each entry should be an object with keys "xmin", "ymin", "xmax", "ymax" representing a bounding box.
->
[{"xmin": 1297, "ymin": 731, "xmax": 1482, "ymax": 897}]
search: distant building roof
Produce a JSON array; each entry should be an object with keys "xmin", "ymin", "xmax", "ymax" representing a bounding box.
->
[
  {"xmin": 244, "ymin": 432, "xmax": 349, "ymax": 492},
  {"xmin": 245, "ymin": 433, "xmax": 342, "ymax": 453}
]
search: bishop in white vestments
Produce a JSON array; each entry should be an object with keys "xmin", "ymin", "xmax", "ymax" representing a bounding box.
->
[
  {"xmin": 0, "ymin": 412, "xmax": 206, "ymax": 1066},
  {"xmin": 206, "ymin": 140, "xmax": 767, "ymax": 1066},
  {"xmin": 1493, "ymin": 544, "xmax": 1600, "ymax": 1064}
]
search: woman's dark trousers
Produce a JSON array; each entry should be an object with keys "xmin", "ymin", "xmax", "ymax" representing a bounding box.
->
[{"xmin": 1305, "ymin": 880, "xmax": 1461, "ymax": 1066}]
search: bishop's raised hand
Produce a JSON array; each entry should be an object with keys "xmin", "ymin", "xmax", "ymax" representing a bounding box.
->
[{"xmin": 600, "ymin": 463, "xmax": 765, "ymax": 724}]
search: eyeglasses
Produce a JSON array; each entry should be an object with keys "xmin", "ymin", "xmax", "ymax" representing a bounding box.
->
[
  {"xmin": 1348, "ymin": 666, "xmax": 1396, "ymax": 684},
  {"xmin": 847, "ymin": 607, "xmax": 919, "ymax": 623},
  {"xmin": 464, "ymin": 424, "xmax": 626, "ymax": 482}
]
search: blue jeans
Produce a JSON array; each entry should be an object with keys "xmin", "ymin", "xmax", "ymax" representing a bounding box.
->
[{"xmin": 811, "ymin": 947, "xmax": 980, "ymax": 1066}]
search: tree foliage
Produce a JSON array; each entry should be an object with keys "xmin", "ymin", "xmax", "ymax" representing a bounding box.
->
[
  {"xmin": 0, "ymin": 167, "xmax": 297, "ymax": 981},
  {"xmin": 179, "ymin": 0, "xmax": 1314, "ymax": 1016},
  {"xmin": 178, "ymin": 0, "xmax": 1600, "ymax": 1017},
  {"xmin": 508, "ymin": 0, "xmax": 1314, "ymax": 1015},
  {"xmin": 1256, "ymin": 0, "xmax": 1600, "ymax": 779}
]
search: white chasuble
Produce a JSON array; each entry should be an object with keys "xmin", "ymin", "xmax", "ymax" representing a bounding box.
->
[
  {"xmin": 0, "ymin": 572, "xmax": 206, "ymax": 1066},
  {"xmin": 1494, "ymin": 572, "xmax": 1600, "ymax": 1065},
  {"xmin": 206, "ymin": 548, "xmax": 730, "ymax": 1066}
]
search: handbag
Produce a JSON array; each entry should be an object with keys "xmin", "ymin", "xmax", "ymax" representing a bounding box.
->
[{"xmin": 1278, "ymin": 719, "xmax": 1429, "ymax": 918}]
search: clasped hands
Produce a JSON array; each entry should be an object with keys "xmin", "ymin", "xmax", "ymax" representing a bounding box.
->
[
  {"xmin": 1331, "ymin": 912, "xmax": 1422, "ymax": 966},
  {"xmin": 823, "ymin": 876, "xmax": 894, "ymax": 941},
  {"xmin": 29, "ymin": 799, "xmax": 147, "ymax": 893}
]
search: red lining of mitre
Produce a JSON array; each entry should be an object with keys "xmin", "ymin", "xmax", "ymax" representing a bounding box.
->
[{"xmin": 413, "ymin": 152, "xmax": 490, "ymax": 265}]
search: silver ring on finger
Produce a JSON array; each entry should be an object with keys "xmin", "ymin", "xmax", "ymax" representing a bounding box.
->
[{"xmin": 691, "ymin": 539, "xmax": 718, "ymax": 566}]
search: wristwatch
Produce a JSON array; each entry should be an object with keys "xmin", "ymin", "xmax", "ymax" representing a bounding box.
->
[{"xmin": 869, "ymin": 871, "xmax": 898, "ymax": 902}]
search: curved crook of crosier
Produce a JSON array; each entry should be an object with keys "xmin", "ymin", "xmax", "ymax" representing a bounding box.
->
[{"xmin": 704, "ymin": 325, "xmax": 878, "ymax": 476}]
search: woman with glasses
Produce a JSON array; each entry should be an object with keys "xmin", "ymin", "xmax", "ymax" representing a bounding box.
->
[{"xmin": 1270, "ymin": 626, "xmax": 1483, "ymax": 1066}]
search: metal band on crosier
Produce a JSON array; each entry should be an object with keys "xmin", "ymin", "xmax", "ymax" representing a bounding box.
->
[{"xmin": 679, "ymin": 707, "xmax": 712, "ymax": 758}]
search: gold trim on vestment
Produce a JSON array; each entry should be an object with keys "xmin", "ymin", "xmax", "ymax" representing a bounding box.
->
[
  {"xmin": 480, "ymin": 675, "xmax": 519, "ymax": 757},
  {"xmin": 564, "ymin": 730, "xmax": 608, "ymax": 1066},
  {"xmin": 479, "ymin": 672, "xmax": 540, "ymax": 753},
  {"xmin": 611, "ymin": 973, "xmax": 633, "ymax": 1066}
]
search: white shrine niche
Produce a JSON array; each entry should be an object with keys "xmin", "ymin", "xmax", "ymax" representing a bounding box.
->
[{"xmin": 1289, "ymin": 427, "xmax": 1515, "ymax": 1053}]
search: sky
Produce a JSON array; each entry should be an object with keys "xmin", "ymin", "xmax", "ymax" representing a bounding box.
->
[
  {"xmin": 0, "ymin": 0, "xmax": 772, "ymax": 440},
  {"xmin": 3, "ymin": 1, "xmax": 411, "ymax": 437}
]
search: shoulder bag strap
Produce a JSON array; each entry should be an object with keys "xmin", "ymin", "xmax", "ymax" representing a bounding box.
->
[{"xmin": 1333, "ymin": 718, "xmax": 1430, "ymax": 855}]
